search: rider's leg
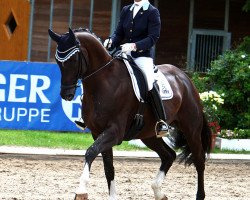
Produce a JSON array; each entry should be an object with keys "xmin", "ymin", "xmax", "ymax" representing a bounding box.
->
[
  {"xmin": 133, "ymin": 57, "xmax": 155, "ymax": 90},
  {"xmin": 148, "ymin": 83, "xmax": 170, "ymax": 137},
  {"xmin": 133, "ymin": 57, "xmax": 170, "ymax": 137}
]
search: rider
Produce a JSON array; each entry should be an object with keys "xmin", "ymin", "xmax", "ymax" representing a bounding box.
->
[{"xmin": 104, "ymin": 0, "xmax": 171, "ymax": 137}]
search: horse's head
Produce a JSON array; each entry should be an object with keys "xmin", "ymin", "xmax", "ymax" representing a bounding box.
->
[{"xmin": 48, "ymin": 28, "xmax": 88, "ymax": 101}]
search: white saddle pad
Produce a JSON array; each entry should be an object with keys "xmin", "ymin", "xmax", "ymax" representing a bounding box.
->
[
  {"xmin": 154, "ymin": 70, "xmax": 173, "ymax": 100},
  {"xmin": 123, "ymin": 54, "xmax": 173, "ymax": 101}
]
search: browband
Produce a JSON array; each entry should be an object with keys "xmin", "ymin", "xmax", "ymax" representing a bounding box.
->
[{"xmin": 55, "ymin": 45, "xmax": 80, "ymax": 62}]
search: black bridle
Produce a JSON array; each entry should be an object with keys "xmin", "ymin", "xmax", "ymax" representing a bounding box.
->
[
  {"xmin": 60, "ymin": 45, "xmax": 117, "ymax": 92},
  {"xmin": 60, "ymin": 48, "xmax": 87, "ymax": 91}
]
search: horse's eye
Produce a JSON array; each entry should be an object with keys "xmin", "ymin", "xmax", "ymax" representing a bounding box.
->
[
  {"xmin": 72, "ymin": 55, "xmax": 78, "ymax": 62},
  {"xmin": 61, "ymin": 61, "xmax": 68, "ymax": 68}
]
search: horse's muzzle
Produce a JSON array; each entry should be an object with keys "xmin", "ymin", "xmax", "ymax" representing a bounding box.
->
[
  {"xmin": 61, "ymin": 93, "xmax": 74, "ymax": 101},
  {"xmin": 60, "ymin": 88, "xmax": 76, "ymax": 101}
]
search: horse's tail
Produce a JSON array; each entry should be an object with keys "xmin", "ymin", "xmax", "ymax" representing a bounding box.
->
[
  {"xmin": 173, "ymin": 113, "xmax": 212, "ymax": 166},
  {"xmin": 201, "ymin": 112, "xmax": 212, "ymax": 154}
]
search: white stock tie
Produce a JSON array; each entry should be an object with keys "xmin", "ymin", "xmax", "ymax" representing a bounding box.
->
[{"xmin": 133, "ymin": 4, "xmax": 140, "ymax": 18}]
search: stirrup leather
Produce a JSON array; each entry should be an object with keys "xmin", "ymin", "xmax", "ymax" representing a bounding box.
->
[{"xmin": 155, "ymin": 120, "xmax": 170, "ymax": 138}]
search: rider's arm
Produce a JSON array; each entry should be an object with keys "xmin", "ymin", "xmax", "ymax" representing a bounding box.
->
[
  {"xmin": 111, "ymin": 6, "xmax": 129, "ymax": 48},
  {"xmin": 135, "ymin": 8, "xmax": 161, "ymax": 51}
]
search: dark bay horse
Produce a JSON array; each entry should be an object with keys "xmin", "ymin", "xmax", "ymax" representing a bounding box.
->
[{"xmin": 48, "ymin": 28, "xmax": 212, "ymax": 200}]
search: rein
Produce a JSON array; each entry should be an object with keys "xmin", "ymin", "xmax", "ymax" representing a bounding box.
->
[
  {"xmin": 82, "ymin": 56, "xmax": 117, "ymax": 81},
  {"xmin": 60, "ymin": 48, "xmax": 118, "ymax": 90}
]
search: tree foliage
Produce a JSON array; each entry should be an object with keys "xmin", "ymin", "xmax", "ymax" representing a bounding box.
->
[{"xmin": 243, "ymin": 0, "xmax": 250, "ymax": 12}]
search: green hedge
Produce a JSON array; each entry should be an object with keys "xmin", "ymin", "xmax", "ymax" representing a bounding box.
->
[{"xmin": 191, "ymin": 36, "xmax": 250, "ymax": 129}]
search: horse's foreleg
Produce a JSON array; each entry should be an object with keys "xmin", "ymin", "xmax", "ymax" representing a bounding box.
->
[
  {"xmin": 75, "ymin": 163, "xmax": 90, "ymax": 197},
  {"xmin": 75, "ymin": 128, "xmax": 121, "ymax": 200},
  {"xmin": 102, "ymin": 149, "xmax": 117, "ymax": 200}
]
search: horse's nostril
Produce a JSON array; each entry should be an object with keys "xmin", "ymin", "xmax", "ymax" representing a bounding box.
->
[
  {"xmin": 60, "ymin": 92, "xmax": 74, "ymax": 101},
  {"xmin": 67, "ymin": 94, "xmax": 74, "ymax": 101},
  {"xmin": 60, "ymin": 94, "xmax": 65, "ymax": 100}
]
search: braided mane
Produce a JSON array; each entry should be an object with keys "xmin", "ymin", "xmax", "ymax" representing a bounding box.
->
[{"xmin": 73, "ymin": 27, "xmax": 103, "ymax": 44}]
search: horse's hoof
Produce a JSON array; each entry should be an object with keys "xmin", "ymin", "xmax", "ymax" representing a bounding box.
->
[{"xmin": 74, "ymin": 193, "xmax": 88, "ymax": 200}]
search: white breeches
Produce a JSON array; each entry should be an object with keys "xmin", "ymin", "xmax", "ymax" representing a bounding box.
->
[{"xmin": 133, "ymin": 56, "xmax": 154, "ymax": 91}]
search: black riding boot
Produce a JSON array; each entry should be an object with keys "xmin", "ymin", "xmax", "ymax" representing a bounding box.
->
[
  {"xmin": 148, "ymin": 83, "xmax": 170, "ymax": 137},
  {"xmin": 75, "ymin": 119, "xmax": 87, "ymax": 131}
]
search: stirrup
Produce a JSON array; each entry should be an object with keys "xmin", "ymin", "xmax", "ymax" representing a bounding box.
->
[
  {"xmin": 155, "ymin": 120, "xmax": 171, "ymax": 138},
  {"xmin": 75, "ymin": 120, "xmax": 87, "ymax": 131}
]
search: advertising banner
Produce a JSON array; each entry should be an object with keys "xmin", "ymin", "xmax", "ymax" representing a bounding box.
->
[{"xmin": 0, "ymin": 61, "xmax": 83, "ymax": 132}]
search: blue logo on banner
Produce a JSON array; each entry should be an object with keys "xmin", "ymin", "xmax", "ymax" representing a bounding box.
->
[{"xmin": 0, "ymin": 61, "xmax": 83, "ymax": 132}]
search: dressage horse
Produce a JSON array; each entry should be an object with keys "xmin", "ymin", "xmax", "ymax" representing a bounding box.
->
[{"xmin": 48, "ymin": 28, "xmax": 212, "ymax": 200}]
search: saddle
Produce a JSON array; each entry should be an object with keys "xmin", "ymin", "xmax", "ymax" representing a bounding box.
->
[
  {"xmin": 114, "ymin": 51, "xmax": 173, "ymax": 102},
  {"xmin": 114, "ymin": 53, "xmax": 146, "ymax": 140},
  {"xmin": 75, "ymin": 53, "xmax": 147, "ymax": 136},
  {"xmin": 115, "ymin": 52, "xmax": 148, "ymax": 101},
  {"xmin": 115, "ymin": 52, "xmax": 173, "ymax": 140}
]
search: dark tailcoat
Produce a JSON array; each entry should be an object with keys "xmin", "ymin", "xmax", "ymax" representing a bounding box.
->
[{"xmin": 111, "ymin": 3, "xmax": 161, "ymax": 58}]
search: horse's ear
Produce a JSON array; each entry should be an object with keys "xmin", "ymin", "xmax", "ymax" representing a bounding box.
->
[
  {"xmin": 68, "ymin": 27, "xmax": 76, "ymax": 40},
  {"xmin": 48, "ymin": 29, "xmax": 61, "ymax": 43}
]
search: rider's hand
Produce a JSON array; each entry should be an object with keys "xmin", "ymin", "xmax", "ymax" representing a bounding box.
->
[
  {"xmin": 121, "ymin": 43, "xmax": 136, "ymax": 53},
  {"xmin": 104, "ymin": 38, "xmax": 112, "ymax": 49}
]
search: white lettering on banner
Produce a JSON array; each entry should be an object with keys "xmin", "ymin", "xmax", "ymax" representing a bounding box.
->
[
  {"xmin": 17, "ymin": 108, "xmax": 28, "ymax": 121},
  {"xmin": 0, "ymin": 74, "xmax": 6, "ymax": 101},
  {"xmin": 28, "ymin": 108, "xmax": 39, "ymax": 122},
  {"xmin": 0, "ymin": 74, "xmax": 51, "ymax": 103},
  {"xmin": 41, "ymin": 109, "xmax": 50, "ymax": 122},
  {"xmin": 0, "ymin": 65, "xmax": 54, "ymax": 129},
  {"xmin": 2, "ymin": 107, "xmax": 15, "ymax": 121},
  {"xmin": 0, "ymin": 107, "xmax": 51, "ymax": 122},
  {"xmin": 29, "ymin": 75, "xmax": 51, "ymax": 103},
  {"xmin": 8, "ymin": 74, "xmax": 28, "ymax": 102}
]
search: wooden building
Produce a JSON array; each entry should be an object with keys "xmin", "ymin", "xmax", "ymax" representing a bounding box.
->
[
  {"xmin": 0, "ymin": 0, "xmax": 30, "ymax": 60},
  {"xmin": 0, "ymin": 0, "xmax": 249, "ymax": 71}
]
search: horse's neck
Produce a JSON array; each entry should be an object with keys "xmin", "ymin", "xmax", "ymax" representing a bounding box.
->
[
  {"xmin": 78, "ymin": 33, "xmax": 130, "ymax": 96},
  {"xmin": 79, "ymin": 33, "xmax": 111, "ymax": 71},
  {"xmin": 83, "ymin": 59, "xmax": 129, "ymax": 95},
  {"xmin": 89, "ymin": 48, "xmax": 111, "ymax": 70}
]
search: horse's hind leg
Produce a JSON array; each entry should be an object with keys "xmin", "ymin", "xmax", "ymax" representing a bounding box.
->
[
  {"xmin": 187, "ymin": 134, "xmax": 206, "ymax": 200},
  {"xmin": 142, "ymin": 137, "xmax": 176, "ymax": 200},
  {"xmin": 179, "ymin": 122, "xmax": 206, "ymax": 200},
  {"xmin": 189, "ymin": 135, "xmax": 206, "ymax": 200}
]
